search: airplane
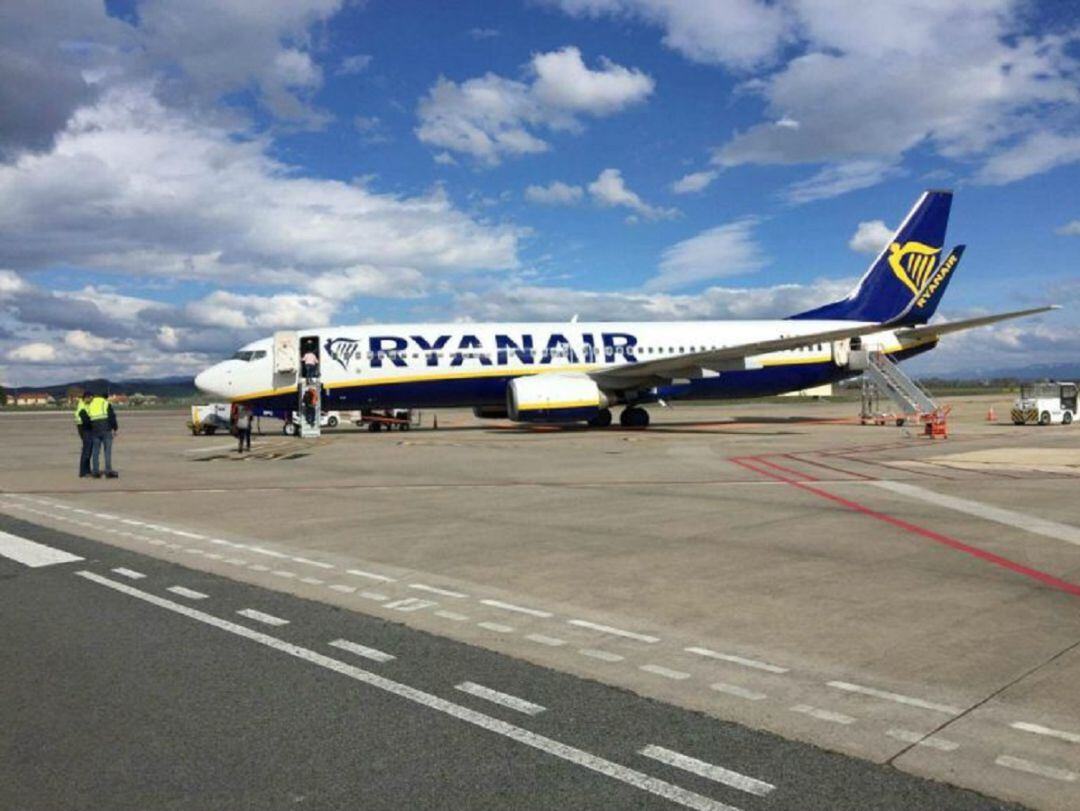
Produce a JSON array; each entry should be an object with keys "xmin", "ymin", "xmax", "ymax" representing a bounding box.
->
[{"xmin": 194, "ymin": 190, "xmax": 1055, "ymax": 429}]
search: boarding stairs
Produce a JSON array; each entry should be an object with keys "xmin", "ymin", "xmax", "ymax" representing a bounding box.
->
[{"xmin": 859, "ymin": 351, "xmax": 945, "ymax": 435}]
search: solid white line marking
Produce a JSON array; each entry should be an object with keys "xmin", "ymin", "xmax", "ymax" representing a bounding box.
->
[
  {"xmin": 526, "ymin": 634, "xmax": 567, "ymax": 647},
  {"xmin": 477, "ymin": 621, "xmax": 514, "ymax": 633},
  {"xmin": 710, "ymin": 683, "xmax": 766, "ymax": 701},
  {"xmin": 481, "ymin": 599, "xmax": 554, "ymax": 618},
  {"xmin": 995, "ymin": 755, "xmax": 1077, "ymax": 782},
  {"xmin": 568, "ymin": 619, "xmax": 659, "ymax": 643},
  {"xmin": 456, "ymin": 682, "xmax": 547, "ymax": 716},
  {"xmin": 1011, "ymin": 722, "xmax": 1080, "ymax": 744},
  {"xmin": 329, "ymin": 584, "xmax": 357, "ymax": 594},
  {"xmin": 685, "ymin": 647, "xmax": 788, "ymax": 674},
  {"xmin": 0, "ymin": 531, "xmax": 83, "ymax": 568},
  {"xmin": 237, "ymin": 608, "xmax": 289, "ymax": 626},
  {"xmin": 111, "ymin": 567, "xmax": 146, "ymax": 580},
  {"xmin": 167, "ymin": 586, "xmax": 208, "ymax": 600},
  {"xmin": 409, "ymin": 583, "xmax": 468, "ymax": 598},
  {"xmin": 640, "ymin": 745, "xmax": 774, "ymax": 797},
  {"xmin": 579, "ymin": 649, "xmax": 625, "ymax": 662},
  {"xmin": 826, "ymin": 681, "xmax": 960, "ymax": 715},
  {"xmin": 872, "ymin": 480, "xmax": 1080, "ymax": 547},
  {"xmin": 329, "ymin": 638, "xmax": 395, "ymax": 663},
  {"xmin": 347, "ymin": 568, "xmax": 396, "ymax": 583},
  {"xmin": 435, "ymin": 609, "xmax": 468, "ymax": 620},
  {"xmin": 292, "ymin": 556, "xmax": 334, "ymax": 570},
  {"xmin": 641, "ymin": 664, "xmax": 691, "ymax": 681},
  {"xmin": 790, "ymin": 705, "xmax": 855, "ymax": 725},
  {"xmin": 74, "ymin": 572, "xmax": 736, "ymax": 811},
  {"xmin": 885, "ymin": 729, "xmax": 958, "ymax": 751}
]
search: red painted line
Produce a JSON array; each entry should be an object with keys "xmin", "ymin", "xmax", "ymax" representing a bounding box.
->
[
  {"xmin": 730, "ymin": 458, "xmax": 1080, "ymax": 599},
  {"xmin": 748, "ymin": 456, "xmax": 820, "ymax": 482},
  {"xmin": 783, "ymin": 453, "xmax": 875, "ymax": 481}
]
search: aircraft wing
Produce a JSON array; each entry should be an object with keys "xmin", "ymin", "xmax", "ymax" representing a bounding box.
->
[
  {"xmin": 588, "ymin": 320, "xmax": 894, "ymax": 390},
  {"xmin": 896, "ymin": 305, "xmax": 1059, "ymax": 342}
]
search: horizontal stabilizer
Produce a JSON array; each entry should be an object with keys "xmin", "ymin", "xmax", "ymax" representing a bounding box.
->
[{"xmin": 898, "ymin": 305, "xmax": 1060, "ymax": 341}]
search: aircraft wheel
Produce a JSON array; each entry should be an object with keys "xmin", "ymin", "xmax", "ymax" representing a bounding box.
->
[
  {"xmin": 1040, "ymin": 411, "xmax": 1051, "ymax": 426},
  {"xmin": 620, "ymin": 406, "xmax": 650, "ymax": 428},
  {"xmin": 588, "ymin": 408, "xmax": 613, "ymax": 428},
  {"xmin": 368, "ymin": 421, "xmax": 382, "ymax": 432}
]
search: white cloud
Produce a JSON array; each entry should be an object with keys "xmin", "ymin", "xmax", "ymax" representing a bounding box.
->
[
  {"xmin": 848, "ymin": 219, "xmax": 894, "ymax": 254},
  {"xmin": 184, "ymin": 291, "xmax": 331, "ymax": 330},
  {"xmin": 0, "ymin": 85, "xmax": 520, "ymax": 281},
  {"xmin": 525, "ymin": 181, "xmax": 584, "ymax": 205},
  {"xmin": 8, "ymin": 342, "xmax": 57, "ymax": 363},
  {"xmin": 682, "ymin": 1, "xmax": 1080, "ymax": 193},
  {"xmin": 548, "ymin": 0, "xmax": 793, "ymax": 70},
  {"xmin": 784, "ymin": 160, "xmax": 902, "ymax": 204},
  {"xmin": 974, "ymin": 132, "xmax": 1080, "ymax": 186},
  {"xmin": 338, "ymin": 54, "xmax": 373, "ymax": 75},
  {"xmin": 588, "ymin": 168, "xmax": 677, "ymax": 220},
  {"xmin": 1056, "ymin": 220, "xmax": 1080, "ymax": 236},
  {"xmin": 671, "ymin": 170, "xmax": 718, "ymax": 194},
  {"xmin": 64, "ymin": 330, "xmax": 117, "ymax": 353},
  {"xmin": 647, "ymin": 219, "xmax": 766, "ymax": 291},
  {"xmin": 415, "ymin": 46, "xmax": 653, "ymax": 165}
]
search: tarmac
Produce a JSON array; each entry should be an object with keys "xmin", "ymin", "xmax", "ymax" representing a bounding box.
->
[{"xmin": 2, "ymin": 393, "xmax": 1078, "ymax": 810}]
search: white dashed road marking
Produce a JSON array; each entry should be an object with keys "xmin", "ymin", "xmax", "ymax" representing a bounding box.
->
[
  {"xmin": 1010, "ymin": 721, "xmax": 1080, "ymax": 744},
  {"xmin": 167, "ymin": 586, "xmax": 209, "ymax": 600},
  {"xmin": 568, "ymin": 619, "xmax": 659, "ymax": 643},
  {"xmin": 0, "ymin": 531, "xmax": 83, "ymax": 568},
  {"xmin": 481, "ymin": 599, "xmax": 554, "ymax": 618},
  {"xmin": 434, "ymin": 610, "xmax": 469, "ymax": 621},
  {"xmin": 347, "ymin": 568, "xmax": 396, "ymax": 583},
  {"xmin": 111, "ymin": 567, "xmax": 146, "ymax": 580},
  {"xmin": 640, "ymin": 745, "xmax": 774, "ymax": 797},
  {"xmin": 640, "ymin": 664, "xmax": 691, "ymax": 681},
  {"xmin": 579, "ymin": 649, "xmax": 624, "ymax": 663},
  {"xmin": 995, "ymin": 755, "xmax": 1077, "ymax": 782},
  {"xmin": 885, "ymin": 729, "xmax": 959, "ymax": 751},
  {"xmin": 386, "ymin": 597, "xmax": 437, "ymax": 612},
  {"xmin": 709, "ymin": 683, "xmax": 766, "ymax": 701},
  {"xmin": 526, "ymin": 634, "xmax": 567, "ymax": 647},
  {"xmin": 790, "ymin": 705, "xmax": 855, "ymax": 725},
  {"xmin": 237, "ymin": 608, "xmax": 290, "ymax": 626},
  {"xmin": 76, "ymin": 571, "xmax": 734, "ymax": 811},
  {"xmin": 329, "ymin": 638, "xmax": 395, "ymax": 663},
  {"xmin": 455, "ymin": 682, "xmax": 547, "ymax": 716},
  {"xmin": 826, "ymin": 681, "xmax": 960, "ymax": 715},
  {"xmin": 409, "ymin": 583, "xmax": 468, "ymax": 598},
  {"xmin": 477, "ymin": 621, "xmax": 514, "ymax": 633},
  {"xmin": 684, "ymin": 647, "xmax": 788, "ymax": 674}
]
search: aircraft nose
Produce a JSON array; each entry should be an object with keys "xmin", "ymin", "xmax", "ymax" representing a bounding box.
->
[{"xmin": 194, "ymin": 364, "xmax": 228, "ymax": 398}]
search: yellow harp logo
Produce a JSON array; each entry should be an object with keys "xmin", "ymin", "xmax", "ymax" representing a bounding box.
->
[{"xmin": 888, "ymin": 241, "xmax": 940, "ymax": 295}]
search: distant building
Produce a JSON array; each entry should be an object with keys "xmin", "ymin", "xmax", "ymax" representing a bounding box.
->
[
  {"xmin": 9, "ymin": 392, "xmax": 56, "ymax": 406},
  {"xmin": 108, "ymin": 393, "xmax": 129, "ymax": 406}
]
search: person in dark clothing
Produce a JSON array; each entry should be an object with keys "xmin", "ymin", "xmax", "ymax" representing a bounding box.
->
[
  {"xmin": 76, "ymin": 392, "xmax": 93, "ymax": 477},
  {"xmin": 235, "ymin": 405, "xmax": 252, "ymax": 453},
  {"xmin": 88, "ymin": 393, "xmax": 119, "ymax": 479}
]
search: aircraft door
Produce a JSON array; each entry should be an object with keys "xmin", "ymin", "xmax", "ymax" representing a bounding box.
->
[
  {"xmin": 832, "ymin": 338, "xmax": 850, "ymax": 367},
  {"xmin": 273, "ymin": 331, "xmax": 299, "ymax": 392},
  {"xmin": 300, "ymin": 335, "xmax": 321, "ymax": 381}
]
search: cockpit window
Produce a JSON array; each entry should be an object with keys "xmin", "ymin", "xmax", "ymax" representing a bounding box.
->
[{"xmin": 231, "ymin": 350, "xmax": 267, "ymax": 362}]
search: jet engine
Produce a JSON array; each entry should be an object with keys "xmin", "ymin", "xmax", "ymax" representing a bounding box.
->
[{"xmin": 507, "ymin": 374, "xmax": 608, "ymax": 423}]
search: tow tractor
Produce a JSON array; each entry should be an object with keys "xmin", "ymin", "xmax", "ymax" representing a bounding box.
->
[{"xmin": 1011, "ymin": 381, "xmax": 1077, "ymax": 425}]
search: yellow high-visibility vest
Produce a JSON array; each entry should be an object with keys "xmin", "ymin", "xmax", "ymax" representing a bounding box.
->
[{"xmin": 88, "ymin": 396, "xmax": 110, "ymax": 421}]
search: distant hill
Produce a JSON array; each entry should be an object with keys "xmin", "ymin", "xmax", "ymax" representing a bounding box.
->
[
  {"xmin": 8, "ymin": 376, "xmax": 197, "ymax": 399},
  {"xmin": 934, "ymin": 363, "xmax": 1080, "ymax": 383}
]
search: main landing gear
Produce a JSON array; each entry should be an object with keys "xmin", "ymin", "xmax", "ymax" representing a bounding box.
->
[
  {"xmin": 588, "ymin": 408, "xmax": 613, "ymax": 428},
  {"xmin": 619, "ymin": 405, "xmax": 650, "ymax": 428}
]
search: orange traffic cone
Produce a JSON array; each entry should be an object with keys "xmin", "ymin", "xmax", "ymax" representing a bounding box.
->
[{"xmin": 986, "ymin": 406, "xmax": 996, "ymax": 422}]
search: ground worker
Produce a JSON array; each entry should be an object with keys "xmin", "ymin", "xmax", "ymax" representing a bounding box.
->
[
  {"xmin": 88, "ymin": 392, "xmax": 119, "ymax": 479},
  {"xmin": 75, "ymin": 392, "xmax": 93, "ymax": 478},
  {"xmin": 235, "ymin": 404, "xmax": 252, "ymax": 453}
]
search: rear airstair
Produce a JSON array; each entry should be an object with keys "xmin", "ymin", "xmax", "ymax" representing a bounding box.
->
[{"xmin": 859, "ymin": 350, "xmax": 944, "ymax": 434}]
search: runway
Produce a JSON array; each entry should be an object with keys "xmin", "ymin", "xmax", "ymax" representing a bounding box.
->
[{"xmin": 2, "ymin": 395, "xmax": 1078, "ymax": 809}]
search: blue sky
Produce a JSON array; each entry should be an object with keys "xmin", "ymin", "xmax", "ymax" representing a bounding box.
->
[{"xmin": 0, "ymin": 0, "xmax": 1077, "ymax": 385}]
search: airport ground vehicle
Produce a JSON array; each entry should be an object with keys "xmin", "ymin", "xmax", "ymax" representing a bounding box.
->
[
  {"xmin": 1011, "ymin": 381, "xmax": 1077, "ymax": 425},
  {"xmin": 283, "ymin": 410, "xmax": 343, "ymax": 435},
  {"xmin": 188, "ymin": 404, "xmax": 231, "ymax": 435}
]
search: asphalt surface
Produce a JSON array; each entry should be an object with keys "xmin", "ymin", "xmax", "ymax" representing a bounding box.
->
[{"xmin": 0, "ymin": 514, "xmax": 1026, "ymax": 811}]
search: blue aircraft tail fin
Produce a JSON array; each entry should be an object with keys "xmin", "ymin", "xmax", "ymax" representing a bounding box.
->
[{"xmin": 790, "ymin": 190, "xmax": 953, "ymax": 325}]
